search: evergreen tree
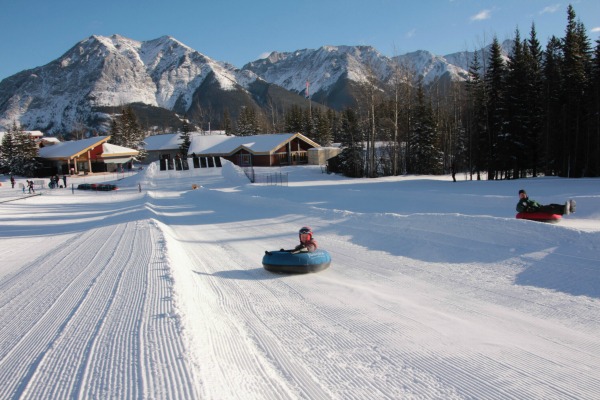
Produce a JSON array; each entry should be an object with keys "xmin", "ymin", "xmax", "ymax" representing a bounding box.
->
[
  {"xmin": 0, "ymin": 126, "xmax": 16, "ymax": 172},
  {"xmin": 179, "ymin": 119, "xmax": 191, "ymax": 155},
  {"xmin": 334, "ymin": 145, "xmax": 364, "ymax": 177},
  {"xmin": 108, "ymin": 118, "xmax": 122, "ymax": 146},
  {"xmin": 542, "ymin": 36, "xmax": 564, "ymax": 175},
  {"xmin": 561, "ymin": 4, "xmax": 592, "ymax": 176},
  {"xmin": 526, "ymin": 23, "xmax": 545, "ymax": 176},
  {"xmin": 223, "ymin": 109, "xmax": 233, "ymax": 135},
  {"xmin": 410, "ymin": 82, "xmax": 442, "ymax": 174},
  {"xmin": 0, "ymin": 122, "xmax": 39, "ymax": 176},
  {"xmin": 505, "ymin": 29, "xmax": 530, "ymax": 178},
  {"xmin": 465, "ymin": 50, "xmax": 487, "ymax": 180},
  {"xmin": 284, "ymin": 105, "xmax": 304, "ymax": 133},
  {"xmin": 484, "ymin": 36, "xmax": 507, "ymax": 179},
  {"xmin": 334, "ymin": 108, "xmax": 364, "ymax": 177},
  {"xmin": 16, "ymin": 126, "xmax": 40, "ymax": 176},
  {"xmin": 590, "ymin": 39, "xmax": 600, "ymax": 176},
  {"xmin": 109, "ymin": 106, "xmax": 146, "ymax": 160},
  {"xmin": 302, "ymin": 107, "xmax": 315, "ymax": 140},
  {"xmin": 313, "ymin": 108, "xmax": 333, "ymax": 146},
  {"xmin": 236, "ymin": 106, "xmax": 260, "ymax": 136}
]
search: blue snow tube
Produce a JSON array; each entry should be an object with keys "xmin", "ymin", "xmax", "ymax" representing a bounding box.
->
[{"xmin": 262, "ymin": 249, "xmax": 331, "ymax": 273}]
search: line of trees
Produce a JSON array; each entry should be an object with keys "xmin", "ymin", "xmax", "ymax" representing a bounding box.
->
[
  {"xmin": 460, "ymin": 5, "xmax": 599, "ymax": 179},
  {"xmin": 265, "ymin": 5, "xmax": 600, "ymax": 179}
]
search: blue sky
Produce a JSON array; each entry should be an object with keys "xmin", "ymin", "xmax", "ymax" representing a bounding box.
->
[{"xmin": 1, "ymin": 0, "xmax": 599, "ymax": 81}]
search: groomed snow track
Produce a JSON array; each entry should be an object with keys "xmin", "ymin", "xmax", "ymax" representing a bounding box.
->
[{"xmin": 0, "ymin": 219, "xmax": 198, "ymax": 399}]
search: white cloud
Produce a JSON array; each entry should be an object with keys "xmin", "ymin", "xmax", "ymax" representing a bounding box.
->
[
  {"xmin": 592, "ymin": 27, "xmax": 600, "ymax": 33},
  {"xmin": 540, "ymin": 4, "xmax": 561, "ymax": 14},
  {"xmin": 406, "ymin": 29, "xmax": 416, "ymax": 38},
  {"xmin": 470, "ymin": 9, "xmax": 492, "ymax": 21}
]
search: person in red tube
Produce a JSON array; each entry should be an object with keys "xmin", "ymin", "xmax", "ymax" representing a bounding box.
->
[{"xmin": 516, "ymin": 189, "xmax": 575, "ymax": 215}]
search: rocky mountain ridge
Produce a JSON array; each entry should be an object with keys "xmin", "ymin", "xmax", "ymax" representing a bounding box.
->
[{"xmin": 0, "ymin": 35, "xmax": 512, "ymax": 134}]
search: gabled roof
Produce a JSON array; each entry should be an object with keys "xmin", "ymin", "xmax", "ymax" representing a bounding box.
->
[
  {"xmin": 101, "ymin": 143, "xmax": 139, "ymax": 158},
  {"xmin": 38, "ymin": 136, "xmax": 111, "ymax": 160},
  {"xmin": 142, "ymin": 132, "xmax": 227, "ymax": 151},
  {"xmin": 142, "ymin": 133, "xmax": 184, "ymax": 151},
  {"xmin": 188, "ymin": 133, "xmax": 320, "ymax": 156}
]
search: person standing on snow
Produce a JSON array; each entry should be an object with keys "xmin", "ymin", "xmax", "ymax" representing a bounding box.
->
[
  {"xmin": 27, "ymin": 180, "xmax": 35, "ymax": 194},
  {"xmin": 516, "ymin": 189, "xmax": 575, "ymax": 215}
]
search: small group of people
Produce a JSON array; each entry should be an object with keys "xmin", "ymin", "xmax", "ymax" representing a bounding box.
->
[
  {"xmin": 49, "ymin": 174, "xmax": 67, "ymax": 189},
  {"xmin": 516, "ymin": 189, "xmax": 576, "ymax": 215},
  {"xmin": 9, "ymin": 175, "xmax": 69, "ymax": 193}
]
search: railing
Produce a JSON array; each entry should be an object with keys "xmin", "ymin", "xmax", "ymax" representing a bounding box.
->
[
  {"xmin": 243, "ymin": 167, "xmax": 288, "ymax": 186},
  {"xmin": 254, "ymin": 172, "xmax": 288, "ymax": 186},
  {"xmin": 275, "ymin": 151, "xmax": 308, "ymax": 165}
]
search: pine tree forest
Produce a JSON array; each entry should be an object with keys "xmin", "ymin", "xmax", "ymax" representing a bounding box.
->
[{"xmin": 275, "ymin": 5, "xmax": 600, "ymax": 179}]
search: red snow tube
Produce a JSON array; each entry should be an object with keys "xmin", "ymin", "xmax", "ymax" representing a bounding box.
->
[{"xmin": 516, "ymin": 212, "xmax": 562, "ymax": 223}]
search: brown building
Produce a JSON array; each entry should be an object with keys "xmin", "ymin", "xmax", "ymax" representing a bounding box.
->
[
  {"xmin": 144, "ymin": 132, "xmax": 329, "ymax": 168},
  {"xmin": 38, "ymin": 136, "xmax": 139, "ymax": 175}
]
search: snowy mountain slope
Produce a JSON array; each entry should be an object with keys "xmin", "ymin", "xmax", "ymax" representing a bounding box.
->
[
  {"xmin": 0, "ymin": 165, "xmax": 599, "ymax": 399},
  {"xmin": 243, "ymin": 40, "xmax": 513, "ymax": 109},
  {"xmin": 0, "ymin": 35, "xmax": 264, "ymax": 134},
  {"xmin": 243, "ymin": 45, "xmax": 394, "ymax": 97}
]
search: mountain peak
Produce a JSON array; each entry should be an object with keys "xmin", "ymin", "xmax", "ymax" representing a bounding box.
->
[{"xmin": 0, "ymin": 34, "xmax": 264, "ymax": 134}]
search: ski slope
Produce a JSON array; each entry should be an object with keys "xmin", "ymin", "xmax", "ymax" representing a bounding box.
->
[{"xmin": 1, "ymin": 163, "xmax": 599, "ymax": 399}]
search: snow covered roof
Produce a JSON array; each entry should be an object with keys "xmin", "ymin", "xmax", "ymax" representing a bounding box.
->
[
  {"xmin": 38, "ymin": 136, "xmax": 111, "ymax": 159},
  {"xmin": 0, "ymin": 130, "xmax": 45, "ymax": 142},
  {"xmin": 143, "ymin": 133, "xmax": 183, "ymax": 151},
  {"xmin": 143, "ymin": 132, "xmax": 228, "ymax": 152},
  {"xmin": 143, "ymin": 132, "xmax": 320, "ymax": 158},
  {"xmin": 36, "ymin": 136, "xmax": 136, "ymax": 161},
  {"xmin": 188, "ymin": 133, "xmax": 320, "ymax": 156},
  {"xmin": 101, "ymin": 143, "xmax": 139, "ymax": 157},
  {"xmin": 40, "ymin": 137, "xmax": 61, "ymax": 145}
]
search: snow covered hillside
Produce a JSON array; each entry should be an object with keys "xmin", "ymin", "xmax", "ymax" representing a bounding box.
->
[{"xmin": 1, "ymin": 164, "xmax": 599, "ymax": 399}]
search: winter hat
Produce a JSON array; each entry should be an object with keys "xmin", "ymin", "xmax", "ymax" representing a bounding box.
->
[
  {"xmin": 518, "ymin": 189, "xmax": 526, "ymax": 195},
  {"xmin": 299, "ymin": 226, "xmax": 313, "ymax": 240}
]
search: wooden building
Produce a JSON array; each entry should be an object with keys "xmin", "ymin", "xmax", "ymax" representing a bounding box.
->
[{"xmin": 38, "ymin": 136, "xmax": 138, "ymax": 175}]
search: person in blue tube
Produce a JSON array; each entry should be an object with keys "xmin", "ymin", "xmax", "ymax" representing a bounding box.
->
[{"xmin": 291, "ymin": 226, "xmax": 318, "ymax": 253}]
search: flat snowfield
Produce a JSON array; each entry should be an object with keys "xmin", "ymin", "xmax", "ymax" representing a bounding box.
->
[{"xmin": 1, "ymin": 164, "xmax": 599, "ymax": 399}]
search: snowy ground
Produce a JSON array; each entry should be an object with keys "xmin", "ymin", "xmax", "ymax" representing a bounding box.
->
[{"xmin": 1, "ymin": 162, "xmax": 599, "ymax": 399}]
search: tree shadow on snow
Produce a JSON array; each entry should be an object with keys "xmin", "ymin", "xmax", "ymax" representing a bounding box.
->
[{"xmin": 514, "ymin": 252, "xmax": 600, "ymax": 298}]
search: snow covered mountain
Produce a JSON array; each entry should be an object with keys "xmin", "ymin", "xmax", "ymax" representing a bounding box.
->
[
  {"xmin": 243, "ymin": 45, "xmax": 394, "ymax": 109},
  {"xmin": 244, "ymin": 40, "xmax": 513, "ymax": 110},
  {"xmin": 0, "ymin": 35, "xmax": 304, "ymax": 135},
  {"xmin": 0, "ymin": 35, "xmax": 513, "ymax": 134}
]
